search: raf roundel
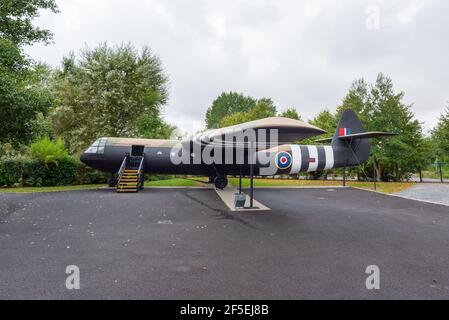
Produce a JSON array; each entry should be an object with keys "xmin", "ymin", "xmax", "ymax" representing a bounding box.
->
[{"xmin": 275, "ymin": 152, "xmax": 292, "ymax": 170}]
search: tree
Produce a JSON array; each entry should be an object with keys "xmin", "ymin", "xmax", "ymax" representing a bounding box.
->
[
  {"xmin": 256, "ymin": 98, "xmax": 277, "ymax": 116},
  {"xmin": 0, "ymin": 38, "xmax": 53, "ymax": 147},
  {"xmin": 338, "ymin": 74, "xmax": 429, "ymax": 181},
  {"xmin": 137, "ymin": 112, "xmax": 177, "ymax": 139},
  {"xmin": 337, "ymin": 79, "xmax": 369, "ymax": 121},
  {"xmin": 310, "ymin": 109, "xmax": 337, "ymax": 138},
  {"xmin": 280, "ymin": 108, "xmax": 301, "ymax": 120},
  {"xmin": 432, "ymin": 107, "xmax": 449, "ymax": 162},
  {"xmin": 0, "ymin": 0, "xmax": 59, "ymax": 46},
  {"xmin": 219, "ymin": 99, "xmax": 277, "ymax": 127},
  {"xmin": 218, "ymin": 112, "xmax": 248, "ymax": 128},
  {"xmin": 50, "ymin": 43, "xmax": 170, "ymax": 153},
  {"xmin": 205, "ymin": 92, "xmax": 256, "ymax": 129},
  {"xmin": 368, "ymin": 74, "xmax": 430, "ymax": 180}
]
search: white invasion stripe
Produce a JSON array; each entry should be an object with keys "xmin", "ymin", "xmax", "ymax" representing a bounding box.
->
[
  {"xmin": 290, "ymin": 145, "xmax": 302, "ymax": 174},
  {"xmin": 324, "ymin": 146, "xmax": 334, "ymax": 170},
  {"xmin": 307, "ymin": 146, "xmax": 319, "ymax": 172}
]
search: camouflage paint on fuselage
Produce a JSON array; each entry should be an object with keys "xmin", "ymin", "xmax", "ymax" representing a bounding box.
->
[
  {"xmin": 81, "ymin": 138, "xmax": 208, "ymax": 174},
  {"xmin": 80, "ymin": 137, "xmax": 360, "ymax": 177},
  {"xmin": 80, "ymin": 110, "xmax": 383, "ymax": 178}
]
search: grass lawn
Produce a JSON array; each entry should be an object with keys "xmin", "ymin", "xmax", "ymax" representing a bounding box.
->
[
  {"xmin": 145, "ymin": 178, "xmax": 206, "ymax": 187},
  {"xmin": 228, "ymin": 178, "xmax": 414, "ymax": 194},
  {"xmin": 0, "ymin": 184, "xmax": 107, "ymax": 193},
  {"xmin": 0, "ymin": 178, "xmax": 415, "ymax": 194}
]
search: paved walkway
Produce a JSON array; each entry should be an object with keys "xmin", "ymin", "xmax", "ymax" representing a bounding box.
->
[
  {"xmin": 215, "ymin": 186, "xmax": 270, "ymax": 211},
  {"xmin": 1, "ymin": 188, "xmax": 449, "ymax": 299},
  {"xmin": 395, "ymin": 183, "xmax": 449, "ymax": 206}
]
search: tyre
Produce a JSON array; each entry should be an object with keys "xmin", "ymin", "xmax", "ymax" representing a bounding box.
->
[{"xmin": 214, "ymin": 176, "xmax": 228, "ymax": 190}]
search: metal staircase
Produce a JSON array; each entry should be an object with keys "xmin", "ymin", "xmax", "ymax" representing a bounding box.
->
[{"xmin": 116, "ymin": 154, "xmax": 145, "ymax": 193}]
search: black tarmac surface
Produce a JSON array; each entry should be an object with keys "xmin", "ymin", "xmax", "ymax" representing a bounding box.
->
[{"xmin": 1, "ymin": 187, "xmax": 448, "ymax": 299}]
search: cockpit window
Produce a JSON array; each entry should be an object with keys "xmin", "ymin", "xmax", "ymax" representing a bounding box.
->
[{"xmin": 85, "ymin": 138, "xmax": 108, "ymax": 154}]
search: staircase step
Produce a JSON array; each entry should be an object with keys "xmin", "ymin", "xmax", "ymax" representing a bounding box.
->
[{"xmin": 116, "ymin": 155, "xmax": 145, "ymax": 193}]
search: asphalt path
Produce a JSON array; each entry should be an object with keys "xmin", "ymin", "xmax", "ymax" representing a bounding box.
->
[
  {"xmin": 0, "ymin": 188, "xmax": 448, "ymax": 299},
  {"xmin": 395, "ymin": 183, "xmax": 449, "ymax": 206}
]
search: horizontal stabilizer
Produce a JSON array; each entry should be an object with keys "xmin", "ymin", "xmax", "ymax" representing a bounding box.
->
[
  {"xmin": 314, "ymin": 137, "xmax": 333, "ymax": 143},
  {"xmin": 316, "ymin": 131, "xmax": 397, "ymax": 143}
]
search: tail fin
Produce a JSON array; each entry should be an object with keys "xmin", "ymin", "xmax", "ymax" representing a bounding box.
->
[
  {"xmin": 332, "ymin": 109, "xmax": 371, "ymax": 165},
  {"xmin": 314, "ymin": 109, "xmax": 397, "ymax": 167}
]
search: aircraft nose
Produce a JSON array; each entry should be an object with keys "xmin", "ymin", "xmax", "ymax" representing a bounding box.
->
[
  {"xmin": 80, "ymin": 153, "xmax": 91, "ymax": 165},
  {"xmin": 80, "ymin": 152, "xmax": 104, "ymax": 170}
]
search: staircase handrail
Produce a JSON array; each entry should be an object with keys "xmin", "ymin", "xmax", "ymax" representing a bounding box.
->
[
  {"xmin": 117, "ymin": 155, "xmax": 128, "ymax": 186},
  {"xmin": 137, "ymin": 154, "xmax": 145, "ymax": 189}
]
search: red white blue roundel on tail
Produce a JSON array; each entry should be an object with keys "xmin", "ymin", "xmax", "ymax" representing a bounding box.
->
[{"xmin": 275, "ymin": 152, "xmax": 292, "ymax": 170}]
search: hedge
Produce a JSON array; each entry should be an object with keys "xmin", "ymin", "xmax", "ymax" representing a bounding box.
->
[
  {"xmin": 74, "ymin": 162, "xmax": 110, "ymax": 185},
  {"xmin": 0, "ymin": 157, "xmax": 109, "ymax": 187}
]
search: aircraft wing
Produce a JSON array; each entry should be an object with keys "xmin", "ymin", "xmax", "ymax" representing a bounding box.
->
[{"xmin": 183, "ymin": 117, "xmax": 327, "ymax": 149}]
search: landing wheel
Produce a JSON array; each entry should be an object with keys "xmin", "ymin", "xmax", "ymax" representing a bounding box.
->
[{"xmin": 214, "ymin": 176, "xmax": 228, "ymax": 190}]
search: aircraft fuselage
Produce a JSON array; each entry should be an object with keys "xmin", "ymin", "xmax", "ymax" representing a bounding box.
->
[{"xmin": 80, "ymin": 137, "xmax": 359, "ymax": 177}]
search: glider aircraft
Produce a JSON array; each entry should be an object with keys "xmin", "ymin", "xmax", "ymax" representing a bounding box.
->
[{"xmin": 81, "ymin": 109, "xmax": 395, "ymax": 193}]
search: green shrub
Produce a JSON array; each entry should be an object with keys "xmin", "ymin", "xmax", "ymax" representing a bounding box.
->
[
  {"xmin": 0, "ymin": 156, "xmax": 77, "ymax": 187},
  {"xmin": 74, "ymin": 163, "xmax": 110, "ymax": 185},
  {"xmin": 30, "ymin": 137, "xmax": 69, "ymax": 165},
  {"xmin": 0, "ymin": 157, "xmax": 24, "ymax": 186},
  {"xmin": 38, "ymin": 158, "xmax": 77, "ymax": 186}
]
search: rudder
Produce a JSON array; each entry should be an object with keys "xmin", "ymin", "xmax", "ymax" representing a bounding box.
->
[{"xmin": 332, "ymin": 109, "xmax": 371, "ymax": 166}]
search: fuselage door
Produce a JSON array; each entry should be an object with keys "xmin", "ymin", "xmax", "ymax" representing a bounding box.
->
[{"xmin": 131, "ymin": 145, "xmax": 145, "ymax": 157}]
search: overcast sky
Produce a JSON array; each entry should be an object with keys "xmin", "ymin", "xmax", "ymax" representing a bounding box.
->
[{"xmin": 26, "ymin": 0, "xmax": 448, "ymax": 135}]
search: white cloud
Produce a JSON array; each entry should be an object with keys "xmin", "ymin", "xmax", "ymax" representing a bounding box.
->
[
  {"xmin": 26, "ymin": 0, "xmax": 448, "ymax": 134},
  {"xmin": 397, "ymin": 0, "xmax": 425, "ymax": 25}
]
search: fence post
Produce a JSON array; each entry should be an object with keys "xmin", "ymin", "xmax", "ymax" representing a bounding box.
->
[
  {"xmin": 439, "ymin": 163, "xmax": 443, "ymax": 183},
  {"xmin": 419, "ymin": 168, "xmax": 423, "ymax": 183},
  {"xmin": 250, "ymin": 163, "xmax": 254, "ymax": 208},
  {"xmin": 373, "ymin": 158, "xmax": 377, "ymax": 191},
  {"xmin": 343, "ymin": 168, "xmax": 346, "ymax": 187},
  {"xmin": 239, "ymin": 165, "xmax": 242, "ymax": 194}
]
